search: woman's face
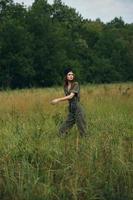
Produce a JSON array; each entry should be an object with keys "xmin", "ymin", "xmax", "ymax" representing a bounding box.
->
[{"xmin": 67, "ymin": 71, "xmax": 74, "ymax": 81}]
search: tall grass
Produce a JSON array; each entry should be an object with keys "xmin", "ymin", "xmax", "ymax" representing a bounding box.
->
[{"xmin": 0, "ymin": 83, "xmax": 133, "ymax": 200}]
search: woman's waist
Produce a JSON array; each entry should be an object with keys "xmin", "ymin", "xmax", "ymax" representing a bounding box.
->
[
  {"xmin": 68, "ymin": 101, "xmax": 81, "ymax": 112},
  {"xmin": 69, "ymin": 98, "xmax": 79, "ymax": 104}
]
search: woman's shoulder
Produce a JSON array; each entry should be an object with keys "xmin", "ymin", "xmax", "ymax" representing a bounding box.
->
[
  {"xmin": 71, "ymin": 82, "xmax": 80, "ymax": 91},
  {"xmin": 73, "ymin": 82, "xmax": 80, "ymax": 87},
  {"xmin": 73, "ymin": 81, "xmax": 79, "ymax": 85}
]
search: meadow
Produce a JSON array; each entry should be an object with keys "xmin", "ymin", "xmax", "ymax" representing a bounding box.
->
[{"xmin": 0, "ymin": 83, "xmax": 133, "ymax": 200}]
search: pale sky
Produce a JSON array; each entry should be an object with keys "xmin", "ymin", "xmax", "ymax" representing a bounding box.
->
[{"xmin": 14, "ymin": 0, "xmax": 133, "ymax": 23}]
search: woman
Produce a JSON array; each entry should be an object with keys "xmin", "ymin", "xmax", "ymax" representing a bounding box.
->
[{"xmin": 51, "ymin": 68, "xmax": 87, "ymax": 137}]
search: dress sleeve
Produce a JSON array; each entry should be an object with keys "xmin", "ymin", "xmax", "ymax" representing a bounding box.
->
[{"xmin": 70, "ymin": 82, "xmax": 79, "ymax": 94}]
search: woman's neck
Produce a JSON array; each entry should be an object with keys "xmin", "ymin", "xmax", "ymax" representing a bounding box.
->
[{"xmin": 68, "ymin": 81, "xmax": 72, "ymax": 85}]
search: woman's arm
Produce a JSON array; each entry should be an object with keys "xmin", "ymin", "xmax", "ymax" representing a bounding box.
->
[{"xmin": 51, "ymin": 92, "xmax": 75, "ymax": 104}]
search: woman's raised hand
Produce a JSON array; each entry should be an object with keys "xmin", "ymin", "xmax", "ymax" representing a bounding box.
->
[{"xmin": 51, "ymin": 98, "xmax": 60, "ymax": 105}]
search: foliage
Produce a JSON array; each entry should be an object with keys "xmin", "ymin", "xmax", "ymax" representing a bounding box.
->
[{"xmin": 0, "ymin": 0, "xmax": 133, "ymax": 89}]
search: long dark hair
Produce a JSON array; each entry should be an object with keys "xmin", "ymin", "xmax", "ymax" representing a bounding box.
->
[{"xmin": 64, "ymin": 74, "xmax": 75, "ymax": 89}]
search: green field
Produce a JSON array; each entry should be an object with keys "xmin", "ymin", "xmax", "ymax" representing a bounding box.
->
[{"xmin": 0, "ymin": 83, "xmax": 133, "ymax": 200}]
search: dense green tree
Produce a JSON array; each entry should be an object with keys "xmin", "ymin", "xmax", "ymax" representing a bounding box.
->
[
  {"xmin": 0, "ymin": 0, "xmax": 34, "ymax": 88},
  {"xmin": 0, "ymin": 0, "xmax": 133, "ymax": 89}
]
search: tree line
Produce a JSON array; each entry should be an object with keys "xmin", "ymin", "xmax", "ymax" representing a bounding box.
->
[{"xmin": 0, "ymin": 0, "xmax": 133, "ymax": 89}]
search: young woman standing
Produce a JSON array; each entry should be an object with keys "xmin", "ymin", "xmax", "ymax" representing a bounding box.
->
[{"xmin": 51, "ymin": 68, "xmax": 87, "ymax": 137}]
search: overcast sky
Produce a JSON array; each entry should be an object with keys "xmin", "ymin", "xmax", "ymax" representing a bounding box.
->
[{"xmin": 14, "ymin": 0, "xmax": 133, "ymax": 23}]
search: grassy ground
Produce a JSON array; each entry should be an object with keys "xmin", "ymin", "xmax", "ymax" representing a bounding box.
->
[{"xmin": 0, "ymin": 83, "xmax": 133, "ymax": 200}]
